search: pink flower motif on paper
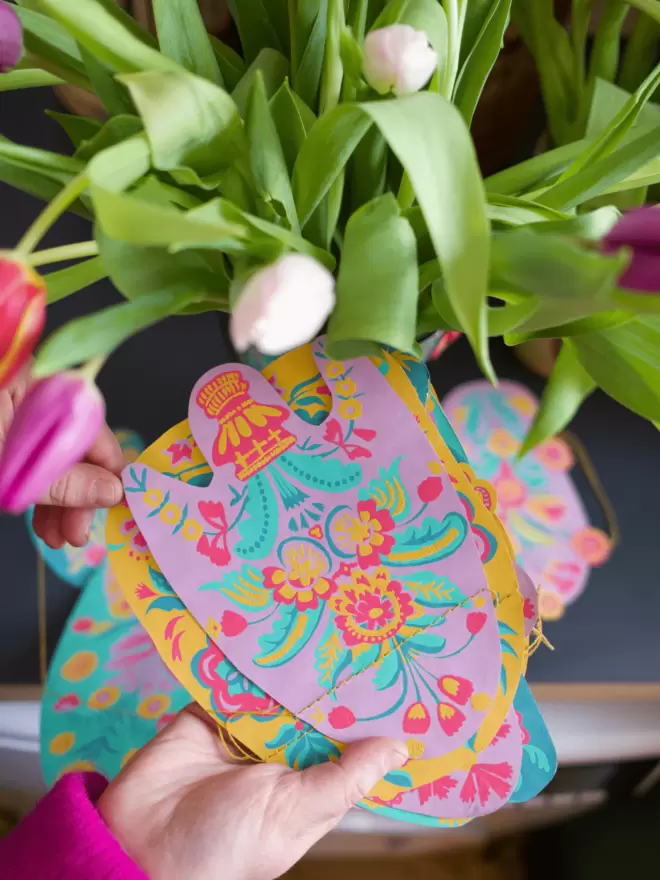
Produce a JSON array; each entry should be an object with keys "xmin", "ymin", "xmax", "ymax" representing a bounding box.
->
[
  {"xmin": 354, "ymin": 591, "xmax": 396, "ymax": 629},
  {"xmin": 156, "ymin": 712, "xmax": 177, "ymax": 732},
  {"xmin": 460, "ymin": 762, "xmax": 513, "ymax": 807},
  {"xmin": 105, "ymin": 625, "xmax": 178, "ymax": 697},
  {"xmin": 493, "ymin": 462, "xmax": 527, "ymax": 511},
  {"xmin": 490, "ymin": 722, "xmax": 511, "ymax": 745},
  {"xmin": 84, "ymin": 545, "xmax": 106, "ymax": 567},
  {"xmin": 120, "ymin": 513, "xmax": 148, "ymax": 556},
  {"xmin": 523, "ymin": 598, "xmax": 536, "ymax": 620},
  {"xmin": 136, "ymin": 583, "xmax": 157, "ymax": 600},
  {"xmin": 571, "ymin": 527, "xmax": 612, "ymax": 566},
  {"xmin": 71, "ymin": 617, "xmax": 95, "ymax": 634},
  {"xmin": 534, "ymin": 437, "xmax": 574, "ymax": 472},
  {"xmin": 416, "ymin": 775, "xmax": 457, "ymax": 805},
  {"xmin": 54, "ymin": 694, "xmax": 81, "ymax": 712},
  {"xmin": 197, "ymin": 500, "xmax": 231, "ymax": 567},
  {"xmin": 165, "ymin": 439, "xmax": 195, "ymax": 465},
  {"xmin": 328, "ymin": 706, "xmax": 356, "ymax": 729},
  {"xmin": 195, "ymin": 643, "xmax": 279, "ymax": 718},
  {"xmin": 515, "ymin": 710, "xmax": 530, "ymax": 745},
  {"xmin": 164, "ymin": 615, "xmax": 185, "ymax": 662}
]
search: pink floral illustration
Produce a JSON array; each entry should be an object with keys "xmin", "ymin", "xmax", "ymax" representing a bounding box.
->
[
  {"xmin": 460, "ymin": 762, "xmax": 513, "ymax": 807},
  {"xmin": 416, "ymin": 775, "xmax": 458, "ymax": 805},
  {"xmin": 105, "ymin": 625, "xmax": 178, "ymax": 697},
  {"xmin": 165, "ymin": 438, "xmax": 195, "ymax": 465},
  {"xmin": 197, "ymin": 500, "xmax": 231, "ymax": 566}
]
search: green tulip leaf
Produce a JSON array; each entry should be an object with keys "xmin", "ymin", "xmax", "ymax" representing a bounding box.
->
[
  {"xmin": 119, "ymin": 69, "xmax": 245, "ymax": 176},
  {"xmin": 228, "ymin": 0, "xmax": 286, "ymax": 64},
  {"xmin": 35, "ymin": 288, "xmax": 204, "ymax": 377},
  {"xmin": 231, "ymin": 49, "xmax": 290, "ymax": 117},
  {"xmin": 0, "ymin": 67, "xmax": 64, "ymax": 91},
  {"xmin": 45, "ymin": 112, "xmax": 103, "ymax": 149},
  {"xmin": 151, "ymin": 0, "xmax": 224, "ymax": 86},
  {"xmin": 79, "ymin": 45, "xmax": 135, "ymax": 117},
  {"xmin": 247, "ymin": 72, "xmax": 299, "ymax": 232},
  {"xmin": 520, "ymin": 341, "xmax": 595, "ymax": 456},
  {"xmin": 573, "ymin": 316, "xmax": 660, "ymax": 422},
  {"xmin": 209, "ymin": 37, "xmax": 247, "ymax": 91},
  {"xmin": 294, "ymin": 0, "xmax": 329, "ymax": 110},
  {"xmin": 507, "ymin": 310, "xmax": 634, "ymax": 344},
  {"xmin": 14, "ymin": 3, "xmax": 90, "ymax": 89},
  {"xmin": 269, "ymin": 82, "xmax": 315, "ymax": 176},
  {"xmin": 44, "ymin": 257, "xmax": 108, "ymax": 305},
  {"xmin": 39, "ymin": 0, "xmax": 178, "ymax": 75},
  {"xmin": 327, "ymin": 194, "xmax": 418, "ymax": 358},
  {"xmin": 455, "ymin": 0, "xmax": 511, "ymax": 125},
  {"xmin": 363, "ymin": 94, "xmax": 493, "ymax": 380},
  {"xmin": 74, "ymin": 116, "xmax": 144, "ymax": 162},
  {"xmin": 0, "ymin": 137, "xmax": 89, "ymax": 216},
  {"xmin": 538, "ymin": 124, "xmax": 660, "ymax": 210},
  {"xmin": 485, "ymin": 140, "xmax": 587, "ymax": 196}
]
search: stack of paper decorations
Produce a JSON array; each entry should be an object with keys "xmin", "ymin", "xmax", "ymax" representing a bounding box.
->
[
  {"xmin": 97, "ymin": 340, "xmax": 556, "ymax": 827},
  {"xmin": 443, "ymin": 381, "xmax": 613, "ymax": 621}
]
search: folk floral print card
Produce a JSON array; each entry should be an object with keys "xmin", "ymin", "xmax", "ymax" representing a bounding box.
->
[
  {"xmin": 107, "ymin": 342, "xmax": 556, "ymax": 826},
  {"xmin": 443, "ymin": 380, "xmax": 612, "ymax": 621}
]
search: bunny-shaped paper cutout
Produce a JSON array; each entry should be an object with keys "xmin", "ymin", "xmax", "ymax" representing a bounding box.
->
[
  {"xmin": 443, "ymin": 380, "xmax": 612, "ymax": 620},
  {"xmin": 124, "ymin": 342, "xmax": 502, "ymax": 757}
]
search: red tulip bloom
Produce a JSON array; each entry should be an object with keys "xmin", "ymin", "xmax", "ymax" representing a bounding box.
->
[
  {"xmin": 466, "ymin": 611, "xmax": 487, "ymax": 635},
  {"xmin": 221, "ymin": 610, "xmax": 247, "ymax": 637},
  {"xmin": 403, "ymin": 701, "xmax": 431, "ymax": 735},
  {"xmin": 0, "ymin": 258, "xmax": 46, "ymax": 389},
  {"xmin": 328, "ymin": 705, "xmax": 356, "ymax": 729},
  {"xmin": 417, "ymin": 476, "xmax": 443, "ymax": 503}
]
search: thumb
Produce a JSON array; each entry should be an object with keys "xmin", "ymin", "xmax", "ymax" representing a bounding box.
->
[{"xmin": 290, "ymin": 737, "xmax": 408, "ymax": 845}]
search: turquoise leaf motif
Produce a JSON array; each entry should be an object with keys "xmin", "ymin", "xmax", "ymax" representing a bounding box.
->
[
  {"xmin": 400, "ymin": 631, "xmax": 446, "ymax": 655},
  {"xmin": 387, "ymin": 512, "xmax": 467, "ymax": 567},
  {"xmin": 234, "ymin": 472, "xmax": 278, "ymax": 561},
  {"xmin": 199, "ymin": 564, "xmax": 272, "ymax": 612},
  {"xmin": 358, "ymin": 457, "xmax": 410, "ymax": 522},
  {"xmin": 255, "ymin": 602, "xmax": 323, "ymax": 668},
  {"xmin": 384, "ymin": 770, "xmax": 413, "ymax": 787},
  {"xmin": 373, "ymin": 648, "xmax": 402, "ymax": 691},
  {"xmin": 524, "ymin": 744, "xmax": 551, "ymax": 772},
  {"xmin": 400, "ymin": 573, "xmax": 467, "ymax": 609},
  {"xmin": 277, "ymin": 451, "xmax": 362, "ymax": 493},
  {"xmin": 350, "ymin": 643, "xmax": 380, "ymax": 674},
  {"xmin": 315, "ymin": 620, "xmax": 352, "ymax": 690},
  {"xmin": 147, "ymin": 566, "xmax": 184, "ymax": 613}
]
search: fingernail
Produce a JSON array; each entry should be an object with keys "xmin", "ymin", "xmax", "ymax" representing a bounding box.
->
[
  {"xmin": 90, "ymin": 477, "xmax": 123, "ymax": 507},
  {"xmin": 391, "ymin": 742, "xmax": 410, "ymax": 767}
]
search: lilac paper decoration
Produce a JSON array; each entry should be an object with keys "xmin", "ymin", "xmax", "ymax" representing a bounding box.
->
[
  {"xmin": 443, "ymin": 380, "xmax": 612, "ymax": 619},
  {"xmin": 124, "ymin": 342, "xmax": 503, "ymax": 756}
]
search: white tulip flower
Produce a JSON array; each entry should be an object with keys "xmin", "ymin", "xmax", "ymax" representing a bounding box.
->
[
  {"xmin": 363, "ymin": 24, "xmax": 437, "ymax": 97},
  {"xmin": 230, "ymin": 254, "xmax": 336, "ymax": 356}
]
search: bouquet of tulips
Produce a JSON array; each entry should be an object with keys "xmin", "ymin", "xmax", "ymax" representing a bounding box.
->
[{"xmin": 1, "ymin": 0, "xmax": 660, "ymax": 513}]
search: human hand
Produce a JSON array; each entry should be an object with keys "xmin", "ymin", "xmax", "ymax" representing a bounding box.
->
[
  {"xmin": 0, "ymin": 365, "xmax": 124, "ymax": 548},
  {"xmin": 99, "ymin": 706, "xmax": 409, "ymax": 880}
]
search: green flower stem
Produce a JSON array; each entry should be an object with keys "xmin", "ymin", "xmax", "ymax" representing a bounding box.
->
[
  {"xmin": 289, "ymin": 0, "xmax": 298, "ymax": 83},
  {"xmin": 27, "ymin": 240, "xmax": 99, "ymax": 268},
  {"xmin": 441, "ymin": 0, "xmax": 467, "ymax": 100},
  {"xmin": 348, "ymin": 0, "xmax": 368, "ymax": 42},
  {"xmin": 619, "ymin": 7, "xmax": 660, "ymax": 91},
  {"xmin": 319, "ymin": 0, "xmax": 344, "ymax": 115},
  {"xmin": 16, "ymin": 171, "xmax": 88, "ymax": 257},
  {"xmin": 397, "ymin": 172, "xmax": 416, "ymax": 210},
  {"xmin": 79, "ymin": 355, "xmax": 107, "ymax": 382}
]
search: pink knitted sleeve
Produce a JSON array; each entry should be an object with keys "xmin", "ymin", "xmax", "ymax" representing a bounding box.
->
[{"xmin": 0, "ymin": 772, "xmax": 147, "ymax": 879}]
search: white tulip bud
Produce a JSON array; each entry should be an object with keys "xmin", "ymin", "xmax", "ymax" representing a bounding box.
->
[
  {"xmin": 230, "ymin": 254, "xmax": 336, "ymax": 356},
  {"xmin": 363, "ymin": 24, "xmax": 437, "ymax": 97}
]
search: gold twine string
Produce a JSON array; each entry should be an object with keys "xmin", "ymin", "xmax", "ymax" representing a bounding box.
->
[{"xmin": 561, "ymin": 431, "xmax": 620, "ymax": 549}]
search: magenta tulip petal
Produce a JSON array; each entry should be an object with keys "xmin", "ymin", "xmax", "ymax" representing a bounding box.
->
[
  {"xmin": 0, "ymin": 373, "xmax": 105, "ymax": 513},
  {"xmin": 603, "ymin": 206, "xmax": 660, "ymax": 250},
  {"xmin": 616, "ymin": 249, "xmax": 660, "ymax": 293},
  {"xmin": 603, "ymin": 205, "xmax": 660, "ymax": 293},
  {"xmin": 0, "ymin": 2, "xmax": 23, "ymax": 73}
]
